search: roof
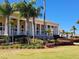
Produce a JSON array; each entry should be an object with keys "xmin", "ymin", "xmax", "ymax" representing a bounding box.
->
[
  {"xmin": 0, "ymin": 12, "xmax": 59, "ymax": 27},
  {"xmin": 34, "ymin": 18, "xmax": 59, "ymax": 26}
]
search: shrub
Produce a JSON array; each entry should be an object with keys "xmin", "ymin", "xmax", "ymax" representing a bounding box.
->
[
  {"xmin": 27, "ymin": 45, "xmax": 34, "ymax": 49},
  {"xmin": 1, "ymin": 46, "xmax": 5, "ymax": 49},
  {"xmin": 35, "ymin": 44, "xmax": 44, "ymax": 49},
  {"xmin": 26, "ymin": 39, "xmax": 45, "ymax": 49},
  {"xmin": 0, "ymin": 46, "xmax": 8, "ymax": 49},
  {"xmin": 26, "ymin": 44, "xmax": 44, "ymax": 49},
  {"xmin": 48, "ymin": 40, "xmax": 54, "ymax": 43},
  {"xmin": 22, "ymin": 45, "xmax": 27, "ymax": 49},
  {"xmin": 10, "ymin": 46, "xmax": 14, "ymax": 49},
  {"xmin": 0, "ymin": 38, "xmax": 45, "ymax": 49},
  {"xmin": 31, "ymin": 39, "xmax": 43, "ymax": 45}
]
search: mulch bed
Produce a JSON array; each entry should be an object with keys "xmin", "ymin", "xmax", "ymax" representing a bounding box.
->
[{"xmin": 45, "ymin": 38, "xmax": 74, "ymax": 48}]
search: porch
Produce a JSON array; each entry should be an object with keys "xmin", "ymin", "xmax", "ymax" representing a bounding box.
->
[{"xmin": 0, "ymin": 16, "xmax": 58, "ymax": 37}]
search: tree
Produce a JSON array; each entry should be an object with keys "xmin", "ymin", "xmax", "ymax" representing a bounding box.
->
[
  {"xmin": 64, "ymin": 32, "xmax": 73, "ymax": 38},
  {"xmin": 70, "ymin": 25, "xmax": 77, "ymax": 36},
  {"xmin": 43, "ymin": 0, "xmax": 46, "ymax": 35},
  {"xmin": 30, "ymin": 6, "xmax": 42, "ymax": 41},
  {"xmin": 64, "ymin": 32, "xmax": 69, "ymax": 38},
  {"xmin": 0, "ymin": 0, "xmax": 13, "ymax": 43},
  {"xmin": 45, "ymin": 29, "xmax": 51, "ymax": 36},
  {"xmin": 77, "ymin": 20, "xmax": 79, "ymax": 24},
  {"xmin": 13, "ymin": 0, "xmax": 36, "ymax": 44},
  {"xmin": 10, "ymin": 20, "xmax": 15, "ymax": 43}
]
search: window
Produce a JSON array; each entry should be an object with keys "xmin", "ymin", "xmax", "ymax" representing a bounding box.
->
[
  {"xmin": 0, "ymin": 23, "xmax": 2, "ymax": 26},
  {"xmin": 0, "ymin": 23, "xmax": 2, "ymax": 30},
  {"xmin": 37, "ymin": 31, "xmax": 40, "ymax": 35},
  {"xmin": 22, "ymin": 25, "xmax": 24, "ymax": 28},
  {"xmin": 37, "ymin": 24, "xmax": 40, "ymax": 30},
  {"xmin": 48, "ymin": 25, "xmax": 50, "ymax": 29},
  {"xmin": 0, "ymin": 27, "xmax": 2, "ymax": 30},
  {"xmin": 52, "ymin": 26, "xmax": 54, "ymax": 28}
]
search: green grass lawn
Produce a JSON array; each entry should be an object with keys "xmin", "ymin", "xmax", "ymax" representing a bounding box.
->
[{"xmin": 0, "ymin": 46, "xmax": 79, "ymax": 59}]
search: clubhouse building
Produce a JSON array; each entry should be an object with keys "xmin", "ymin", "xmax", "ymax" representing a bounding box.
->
[{"xmin": 0, "ymin": 12, "xmax": 59, "ymax": 38}]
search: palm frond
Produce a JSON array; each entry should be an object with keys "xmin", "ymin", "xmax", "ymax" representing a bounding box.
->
[
  {"xmin": 77, "ymin": 20, "xmax": 79, "ymax": 24},
  {"xmin": 0, "ymin": 0, "xmax": 13, "ymax": 16},
  {"xmin": 0, "ymin": 5, "xmax": 8, "ymax": 15}
]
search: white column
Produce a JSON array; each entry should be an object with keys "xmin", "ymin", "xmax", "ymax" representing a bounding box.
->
[
  {"xmin": 35, "ymin": 24, "xmax": 37, "ymax": 35},
  {"xmin": 53, "ymin": 26, "xmax": 58, "ymax": 35},
  {"xmin": 17, "ymin": 19, "xmax": 20, "ymax": 35},
  {"xmin": 25, "ymin": 20, "xmax": 27, "ymax": 35},
  {"xmin": 46, "ymin": 25, "xmax": 48, "ymax": 36},
  {"xmin": 56, "ymin": 26, "xmax": 58, "ymax": 35},
  {"xmin": 40, "ymin": 24, "xmax": 41, "ymax": 35},
  {"xmin": 4, "ymin": 17, "xmax": 8, "ymax": 35},
  {"xmin": 32, "ymin": 21, "xmax": 34, "ymax": 36},
  {"xmin": 50, "ymin": 26, "xmax": 53, "ymax": 36},
  {"xmin": 45, "ymin": 25, "xmax": 47, "ymax": 28},
  {"xmin": 52, "ymin": 26, "xmax": 54, "ymax": 36},
  {"xmin": 9, "ymin": 23, "xmax": 11, "ymax": 36}
]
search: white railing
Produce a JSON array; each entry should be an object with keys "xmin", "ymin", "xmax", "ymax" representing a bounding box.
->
[
  {"xmin": 20, "ymin": 31, "xmax": 25, "ymax": 35},
  {"xmin": 13, "ymin": 31, "xmax": 17, "ymax": 35}
]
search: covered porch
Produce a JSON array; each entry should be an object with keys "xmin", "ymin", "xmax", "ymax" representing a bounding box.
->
[
  {"xmin": 0, "ymin": 16, "xmax": 59, "ymax": 39},
  {"xmin": 0, "ymin": 16, "xmax": 26, "ymax": 36}
]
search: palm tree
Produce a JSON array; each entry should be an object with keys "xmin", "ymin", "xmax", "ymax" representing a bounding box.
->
[
  {"xmin": 45, "ymin": 29, "xmax": 51, "ymax": 36},
  {"xmin": 64, "ymin": 31, "xmax": 73, "ymax": 38},
  {"xmin": 30, "ymin": 6, "xmax": 42, "ymax": 41},
  {"xmin": 43, "ymin": 0, "xmax": 46, "ymax": 35},
  {"xmin": 64, "ymin": 32, "xmax": 70, "ymax": 38},
  {"xmin": 71, "ymin": 25, "xmax": 77, "ymax": 36},
  {"xmin": 77, "ymin": 20, "xmax": 79, "ymax": 24},
  {"xmin": 0, "ymin": 0, "xmax": 13, "ymax": 43},
  {"xmin": 13, "ymin": 0, "xmax": 35, "ymax": 44}
]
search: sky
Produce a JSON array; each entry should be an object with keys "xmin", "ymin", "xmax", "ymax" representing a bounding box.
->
[
  {"xmin": 38, "ymin": 0, "xmax": 79, "ymax": 34},
  {"xmin": 0, "ymin": 0, "xmax": 79, "ymax": 34}
]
